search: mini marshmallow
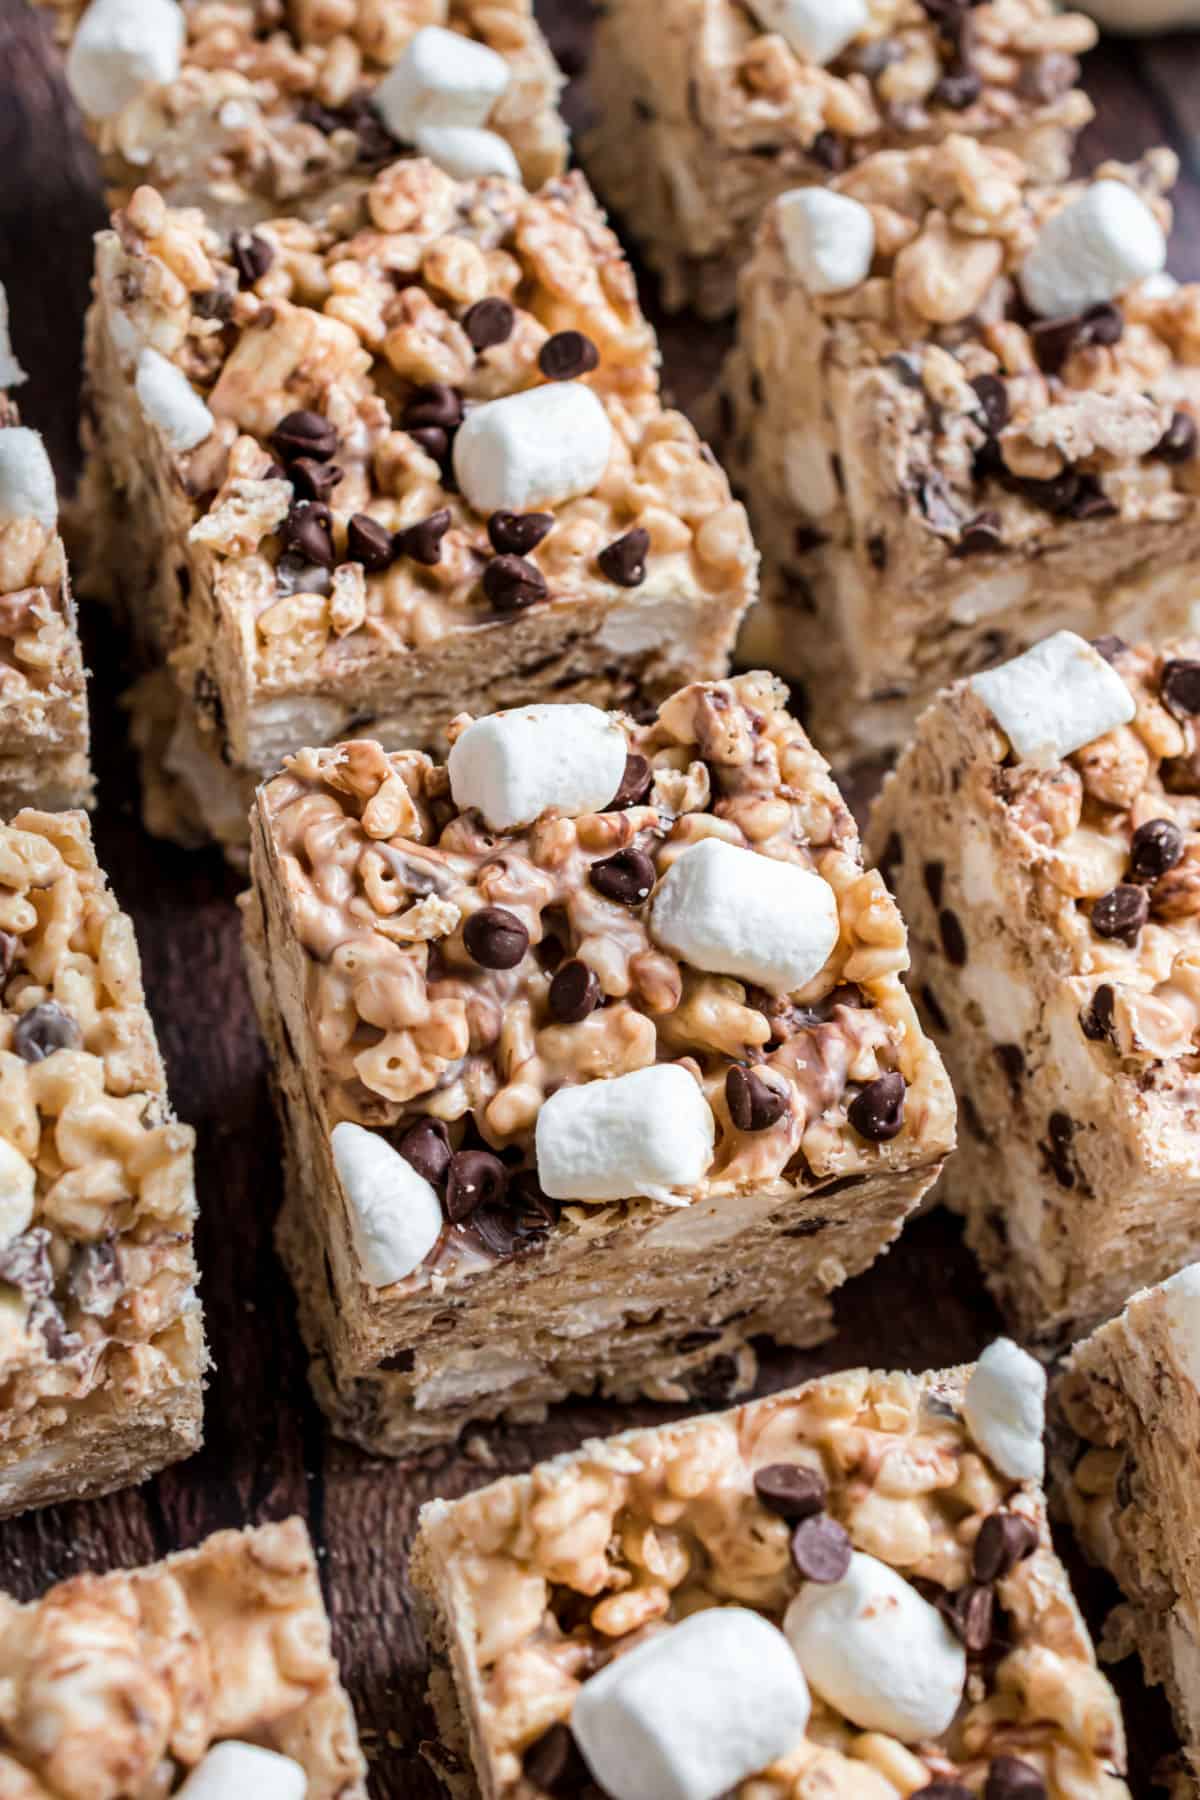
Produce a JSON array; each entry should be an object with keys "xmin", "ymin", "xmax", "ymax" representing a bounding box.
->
[
  {"xmin": 453, "ymin": 383, "xmax": 613, "ymax": 515},
  {"xmin": 331, "ymin": 1122, "xmax": 444, "ymax": 1286},
  {"xmin": 414, "ymin": 124, "xmax": 521, "ymax": 183},
  {"xmin": 448, "ymin": 704, "xmax": 628, "ymax": 830},
  {"xmin": 535, "ymin": 1065, "xmax": 715, "ymax": 1204},
  {"xmin": 776, "ymin": 189, "xmax": 875, "ymax": 295},
  {"xmin": 963, "ymin": 1337, "xmax": 1046, "ymax": 1483},
  {"xmin": 571, "ymin": 1607, "xmax": 811, "ymax": 1800},
  {"xmin": 0, "ymin": 428, "xmax": 58, "ymax": 531},
  {"xmin": 135, "ymin": 349, "xmax": 215, "ymax": 453},
  {"xmin": 1157, "ymin": 1262, "xmax": 1200, "ymax": 1394},
  {"xmin": 373, "ymin": 24, "xmax": 510, "ymax": 136},
  {"xmin": 784, "ymin": 1552, "xmax": 966, "ymax": 1742},
  {"xmin": 746, "ymin": 0, "xmax": 868, "ymax": 66},
  {"xmin": 175, "ymin": 1743, "xmax": 307, "ymax": 1800},
  {"xmin": 969, "ymin": 630, "xmax": 1135, "ymax": 764},
  {"xmin": 0, "ymin": 1138, "xmax": 36, "ymax": 1249},
  {"xmin": 0, "ymin": 284, "xmax": 26, "ymax": 389},
  {"xmin": 1021, "ymin": 180, "xmax": 1167, "ymax": 319},
  {"xmin": 66, "ymin": 0, "xmax": 184, "ymax": 121},
  {"xmin": 650, "ymin": 838, "xmax": 839, "ymax": 995}
]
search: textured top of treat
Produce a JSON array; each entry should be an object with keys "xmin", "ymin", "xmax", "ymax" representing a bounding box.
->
[
  {"xmin": 0, "ymin": 394, "xmax": 82, "ymax": 717},
  {"xmin": 93, "ymin": 166, "xmax": 752, "ymax": 689},
  {"xmin": 253, "ymin": 673, "xmax": 953, "ymax": 1284},
  {"xmin": 415, "ymin": 1361, "xmax": 1126, "ymax": 1798},
  {"xmin": 0, "ymin": 1517, "xmax": 367, "ymax": 1800},
  {"xmin": 0, "ymin": 810, "xmax": 199, "ymax": 1462}
]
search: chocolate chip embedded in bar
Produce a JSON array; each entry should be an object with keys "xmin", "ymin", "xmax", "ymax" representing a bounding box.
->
[
  {"xmin": 411, "ymin": 1357, "xmax": 1128, "ymax": 1800},
  {"xmin": 868, "ymin": 632, "xmax": 1200, "ymax": 1343},
  {"xmin": 243, "ymin": 672, "xmax": 955, "ymax": 1454},
  {"xmin": 582, "ymin": 0, "xmax": 1097, "ymax": 319},
  {"xmin": 722, "ymin": 139, "xmax": 1200, "ymax": 764}
]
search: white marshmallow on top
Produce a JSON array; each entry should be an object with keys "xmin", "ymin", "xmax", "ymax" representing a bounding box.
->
[
  {"xmin": 414, "ymin": 125, "xmax": 520, "ymax": 183},
  {"xmin": 331, "ymin": 1122, "xmax": 444, "ymax": 1287},
  {"xmin": 175, "ymin": 1743, "xmax": 307, "ymax": 1800},
  {"xmin": 0, "ymin": 284, "xmax": 27, "ymax": 390},
  {"xmin": 776, "ymin": 189, "xmax": 875, "ymax": 295},
  {"xmin": 570, "ymin": 1607, "xmax": 811, "ymax": 1800},
  {"xmin": 453, "ymin": 383, "xmax": 613, "ymax": 515},
  {"xmin": 448, "ymin": 704, "xmax": 628, "ymax": 830},
  {"xmin": 0, "ymin": 428, "xmax": 58, "ymax": 532},
  {"xmin": 66, "ymin": 0, "xmax": 184, "ymax": 121},
  {"xmin": 1156, "ymin": 1262, "xmax": 1200, "ymax": 1393},
  {"xmin": 745, "ymin": 0, "xmax": 868, "ymax": 67},
  {"xmin": 783, "ymin": 1552, "xmax": 966, "ymax": 1742},
  {"xmin": 1021, "ymin": 180, "xmax": 1167, "ymax": 319},
  {"xmin": 135, "ymin": 348, "xmax": 215, "ymax": 453},
  {"xmin": 374, "ymin": 25, "xmax": 511, "ymax": 137},
  {"xmin": 969, "ymin": 631, "xmax": 1135, "ymax": 765},
  {"xmin": 963, "ymin": 1338, "xmax": 1046, "ymax": 1483},
  {"xmin": 650, "ymin": 839, "xmax": 839, "ymax": 996},
  {"xmin": 535, "ymin": 1064, "xmax": 715, "ymax": 1205},
  {"xmin": 0, "ymin": 1138, "xmax": 36, "ymax": 1250}
]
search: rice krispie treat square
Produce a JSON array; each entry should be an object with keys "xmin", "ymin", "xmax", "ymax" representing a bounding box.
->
[
  {"xmin": 0, "ymin": 1517, "xmax": 367, "ymax": 1797},
  {"xmin": 584, "ymin": 0, "xmax": 1097, "ymax": 320},
  {"xmin": 0, "ymin": 808, "xmax": 205, "ymax": 1519},
  {"xmin": 412, "ymin": 1345, "xmax": 1129, "ymax": 1800},
  {"xmin": 81, "ymin": 163, "xmax": 755, "ymax": 857},
  {"xmin": 722, "ymin": 139, "xmax": 1200, "ymax": 765},
  {"xmin": 243, "ymin": 672, "xmax": 955, "ymax": 1455},
  {"xmin": 867, "ymin": 631, "xmax": 1200, "ymax": 1344},
  {"xmin": 38, "ymin": 0, "xmax": 566, "ymax": 230},
  {"xmin": 1056, "ymin": 1262, "xmax": 1200, "ymax": 1793}
]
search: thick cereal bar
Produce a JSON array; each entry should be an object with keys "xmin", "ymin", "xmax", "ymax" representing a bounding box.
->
[
  {"xmin": 38, "ymin": 0, "xmax": 566, "ymax": 229},
  {"xmin": 585, "ymin": 0, "xmax": 1097, "ymax": 319},
  {"xmin": 0, "ymin": 808, "xmax": 205, "ymax": 1519},
  {"xmin": 81, "ymin": 163, "xmax": 755, "ymax": 857},
  {"xmin": 1055, "ymin": 1263, "xmax": 1200, "ymax": 1793},
  {"xmin": 243, "ymin": 672, "xmax": 956, "ymax": 1455},
  {"xmin": 867, "ymin": 631, "xmax": 1200, "ymax": 1344},
  {"xmin": 0, "ymin": 1517, "xmax": 367, "ymax": 1797},
  {"xmin": 412, "ymin": 1347, "xmax": 1129, "ymax": 1800},
  {"xmin": 721, "ymin": 139, "xmax": 1200, "ymax": 765},
  {"xmin": 0, "ymin": 287, "xmax": 91, "ymax": 816}
]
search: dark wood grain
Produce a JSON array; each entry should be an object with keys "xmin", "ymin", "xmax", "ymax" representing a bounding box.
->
[{"xmin": 0, "ymin": 3, "xmax": 1194, "ymax": 1791}]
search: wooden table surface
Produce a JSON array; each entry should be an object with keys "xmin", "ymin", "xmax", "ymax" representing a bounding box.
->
[{"xmin": 1, "ymin": 3, "xmax": 1198, "ymax": 1791}]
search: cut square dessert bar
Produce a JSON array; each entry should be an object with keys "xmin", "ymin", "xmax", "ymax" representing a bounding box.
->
[
  {"xmin": 0, "ymin": 1517, "xmax": 367, "ymax": 1797},
  {"xmin": 1056, "ymin": 1262, "xmax": 1200, "ymax": 1791},
  {"xmin": 0, "ymin": 807, "xmax": 205, "ymax": 1519},
  {"xmin": 722, "ymin": 140, "xmax": 1200, "ymax": 764},
  {"xmin": 412, "ymin": 1345, "xmax": 1129, "ymax": 1799},
  {"xmin": 584, "ymin": 0, "xmax": 1097, "ymax": 319},
  {"xmin": 39, "ymin": 0, "xmax": 566, "ymax": 229},
  {"xmin": 81, "ymin": 163, "xmax": 755, "ymax": 856},
  {"xmin": 867, "ymin": 630, "xmax": 1200, "ymax": 1344},
  {"xmin": 243, "ymin": 672, "xmax": 955, "ymax": 1455}
]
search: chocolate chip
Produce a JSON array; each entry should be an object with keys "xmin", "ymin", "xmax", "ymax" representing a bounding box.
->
[
  {"xmin": 1042, "ymin": 1110, "xmax": 1077, "ymax": 1189},
  {"xmin": 1016, "ymin": 50, "xmax": 1079, "ymax": 102},
  {"xmin": 847, "ymin": 1071, "xmax": 906, "ymax": 1142},
  {"xmin": 483, "ymin": 554, "xmax": 548, "ymax": 612},
  {"xmin": 972, "ymin": 1510, "xmax": 1039, "ymax": 1583},
  {"xmin": 549, "ymin": 959, "xmax": 601, "ymax": 1024},
  {"xmin": 939, "ymin": 908, "xmax": 967, "ymax": 966},
  {"xmin": 408, "ymin": 426, "xmax": 449, "ymax": 462},
  {"xmin": 299, "ymin": 97, "xmax": 343, "ymax": 134},
  {"xmin": 522, "ymin": 1723, "xmax": 591, "ymax": 1798},
  {"xmin": 878, "ymin": 830, "xmax": 902, "ymax": 892},
  {"xmin": 810, "ymin": 129, "xmax": 845, "ymax": 171},
  {"xmin": 538, "ymin": 330, "xmax": 600, "ymax": 381},
  {"xmin": 589, "ymin": 848, "xmax": 656, "ymax": 906},
  {"xmin": 398, "ymin": 1118, "xmax": 451, "ymax": 1189},
  {"xmin": 396, "ymin": 507, "xmax": 452, "ymax": 567},
  {"xmin": 597, "ymin": 526, "xmax": 650, "ymax": 587},
  {"xmin": 607, "ymin": 752, "xmax": 653, "ymax": 810},
  {"xmin": 1081, "ymin": 982, "xmax": 1116, "ymax": 1042},
  {"xmin": 230, "ymin": 229, "xmax": 274, "ymax": 287},
  {"xmin": 938, "ymin": 1581, "xmax": 995, "ymax": 1652},
  {"xmin": 13, "ymin": 1002, "xmax": 80, "ymax": 1063},
  {"xmin": 726, "ymin": 1064, "xmax": 787, "ymax": 1132},
  {"xmin": 280, "ymin": 500, "xmax": 335, "ymax": 567},
  {"xmin": 463, "ymin": 296, "xmax": 515, "ymax": 350},
  {"xmin": 1130, "ymin": 816, "xmax": 1184, "ymax": 881},
  {"xmin": 923, "ymin": 860, "xmax": 944, "ymax": 907},
  {"xmin": 464, "ymin": 906, "xmax": 529, "ymax": 970},
  {"xmin": 1163, "ymin": 657, "xmax": 1200, "ymax": 717},
  {"xmin": 291, "ymin": 456, "xmax": 344, "ymax": 503},
  {"xmin": 923, "ymin": 1787, "xmax": 974, "ymax": 1800},
  {"xmin": 1015, "ymin": 469, "xmax": 1115, "ymax": 521},
  {"xmin": 986, "ymin": 1757, "xmax": 1047, "ymax": 1800},
  {"xmin": 1153, "ymin": 408, "xmax": 1198, "ymax": 464},
  {"xmin": 867, "ymin": 533, "xmax": 887, "ymax": 570},
  {"xmin": 446, "ymin": 1149, "xmax": 508, "ymax": 1223},
  {"xmin": 343, "ymin": 91, "xmax": 399, "ymax": 163},
  {"xmin": 488, "ymin": 510, "xmax": 554, "ymax": 556},
  {"xmin": 994, "ymin": 1042, "xmax": 1024, "ymax": 1096},
  {"xmin": 403, "ymin": 384, "xmax": 463, "ymax": 431},
  {"xmin": 933, "ymin": 66, "xmax": 982, "ymax": 108},
  {"xmin": 347, "ymin": 513, "xmax": 396, "ymax": 573},
  {"xmin": 1031, "ymin": 302, "xmax": 1123, "ymax": 374},
  {"xmin": 753, "ymin": 1463, "xmax": 826, "ymax": 1521},
  {"xmin": 791, "ymin": 1514, "xmax": 852, "ymax": 1584},
  {"xmin": 1090, "ymin": 884, "xmax": 1148, "ymax": 947},
  {"xmin": 971, "ymin": 373, "xmax": 1009, "ymax": 435},
  {"xmin": 1091, "ymin": 634, "xmax": 1128, "ymax": 664},
  {"xmin": 886, "ymin": 351, "xmax": 924, "ymax": 389},
  {"xmin": 193, "ymin": 285, "xmax": 234, "ymax": 322},
  {"xmin": 270, "ymin": 409, "xmax": 338, "ymax": 464},
  {"xmin": 953, "ymin": 510, "xmax": 1003, "ymax": 557}
]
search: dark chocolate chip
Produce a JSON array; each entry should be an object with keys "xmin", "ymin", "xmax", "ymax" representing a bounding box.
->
[
  {"xmin": 463, "ymin": 296, "xmax": 515, "ymax": 351},
  {"xmin": 1153, "ymin": 408, "xmax": 1198, "ymax": 464},
  {"xmin": 407, "ymin": 425, "xmax": 449, "ymax": 462},
  {"xmin": 809, "ymin": 129, "xmax": 845, "ymax": 171},
  {"xmin": 549, "ymin": 959, "xmax": 601, "ymax": 1024},
  {"xmin": 522, "ymin": 1723, "xmax": 591, "ymax": 1798},
  {"xmin": 1091, "ymin": 634, "xmax": 1128, "ymax": 664},
  {"xmin": 396, "ymin": 507, "xmax": 453, "ymax": 567},
  {"xmin": 939, "ymin": 908, "xmax": 967, "ymax": 966},
  {"xmin": 994, "ymin": 1042, "xmax": 1025, "ymax": 1096},
  {"xmin": 538, "ymin": 330, "xmax": 600, "ymax": 381},
  {"xmin": 464, "ymin": 906, "xmax": 529, "ymax": 970},
  {"xmin": 971, "ymin": 373, "xmax": 1009, "ymax": 435},
  {"xmin": 597, "ymin": 526, "xmax": 650, "ymax": 588},
  {"xmin": 726, "ymin": 1064, "xmax": 788, "ymax": 1132},
  {"xmin": 953, "ymin": 510, "xmax": 1003, "ymax": 557},
  {"xmin": 791, "ymin": 1514, "xmax": 852, "ymax": 1584},
  {"xmin": 847, "ymin": 1071, "xmax": 906, "ymax": 1142},
  {"xmin": 403, "ymin": 384, "xmax": 463, "ymax": 431},
  {"xmin": 886, "ymin": 351, "xmax": 924, "ymax": 390},
  {"xmin": 607, "ymin": 752, "xmax": 653, "ymax": 811},
  {"xmin": 193, "ymin": 285, "xmax": 234, "ymax": 321},
  {"xmin": 753, "ymin": 1463, "xmax": 827, "ymax": 1521},
  {"xmin": 923, "ymin": 860, "xmax": 944, "ymax": 907},
  {"xmin": 230, "ymin": 229, "xmax": 274, "ymax": 287},
  {"xmin": 1090, "ymin": 884, "xmax": 1148, "ymax": 948},
  {"xmin": 270, "ymin": 409, "xmax": 338, "ymax": 463},
  {"xmin": 972, "ymin": 1510, "xmax": 1039, "ymax": 1583},
  {"xmin": 398, "ymin": 1118, "xmax": 452, "ymax": 1189},
  {"xmin": 939, "ymin": 1581, "xmax": 995, "ymax": 1652},
  {"xmin": 986, "ymin": 1757, "xmax": 1047, "ymax": 1800},
  {"xmin": 867, "ymin": 533, "xmax": 888, "ymax": 570},
  {"xmin": 1031, "ymin": 302, "xmax": 1123, "ymax": 375},
  {"xmin": 290, "ymin": 456, "xmax": 343, "ymax": 503},
  {"xmin": 1163, "ymin": 657, "xmax": 1200, "ymax": 717},
  {"xmin": 589, "ymin": 847, "xmax": 656, "ymax": 906},
  {"xmin": 487, "ymin": 510, "xmax": 554, "ymax": 556},
  {"xmin": 347, "ymin": 513, "xmax": 396, "ymax": 573},
  {"xmin": 13, "ymin": 1001, "xmax": 81, "ymax": 1063},
  {"xmin": 280, "ymin": 500, "xmax": 335, "ymax": 567},
  {"xmin": 299, "ymin": 97, "xmax": 343, "ymax": 134},
  {"xmin": 1129, "ymin": 816, "xmax": 1184, "ymax": 881},
  {"xmin": 1081, "ymin": 982, "xmax": 1116, "ymax": 1042},
  {"xmin": 877, "ymin": 829, "xmax": 903, "ymax": 892},
  {"xmin": 483, "ymin": 554, "xmax": 548, "ymax": 611},
  {"xmin": 445, "ymin": 1149, "xmax": 508, "ymax": 1223},
  {"xmin": 1015, "ymin": 468, "xmax": 1115, "ymax": 521}
]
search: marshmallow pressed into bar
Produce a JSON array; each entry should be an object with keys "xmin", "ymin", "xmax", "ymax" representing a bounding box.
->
[
  {"xmin": 0, "ymin": 1135, "xmax": 36, "ymax": 1245},
  {"xmin": 331, "ymin": 1122, "xmax": 444, "ymax": 1287},
  {"xmin": 413, "ymin": 125, "xmax": 521, "ymax": 183},
  {"xmin": 175, "ymin": 1744, "xmax": 306, "ymax": 1800},
  {"xmin": 535, "ymin": 1064, "xmax": 717, "ymax": 1204},
  {"xmin": 963, "ymin": 1339, "xmax": 1047, "ymax": 1482},
  {"xmin": 135, "ymin": 348, "xmax": 214, "ymax": 453},
  {"xmin": 968, "ymin": 630, "xmax": 1136, "ymax": 763},
  {"xmin": 776, "ymin": 189, "xmax": 875, "ymax": 295},
  {"xmin": 1021, "ymin": 180, "xmax": 1168, "ymax": 319},
  {"xmin": 745, "ymin": 0, "xmax": 868, "ymax": 70},
  {"xmin": 65, "ymin": 0, "xmax": 183, "ymax": 121},
  {"xmin": 650, "ymin": 839, "xmax": 840, "ymax": 993},
  {"xmin": 452, "ymin": 383, "xmax": 614, "ymax": 514},
  {"xmin": 373, "ymin": 25, "xmax": 510, "ymax": 137},
  {"xmin": 448, "ymin": 703, "xmax": 628, "ymax": 830},
  {"xmin": 0, "ymin": 426, "xmax": 58, "ymax": 530}
]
